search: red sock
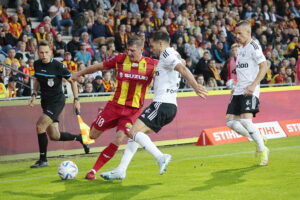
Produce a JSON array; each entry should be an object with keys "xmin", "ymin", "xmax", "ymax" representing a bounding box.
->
[{"xmin": 92, "ymin": 143, "xmax": 119, "ymax": 172}]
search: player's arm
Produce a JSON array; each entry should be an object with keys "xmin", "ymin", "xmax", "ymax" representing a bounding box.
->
[
  {"xmin": 67, "ymin": 77, "xmax": 81, "ymax": 113},
  {"xmin": 175, "ymin": 63, "xmax": 208, "ymax": 99},
  {"xmin": 245, "ymin": 61, "xmax": 267, "ymax": 96},
  {"xmin": 72, "ymin": 62, "xmax": 104, "ymax": 80},
  {"xmin": 28, "ymin": 79, "xmax": 40, "ymax": 107}
]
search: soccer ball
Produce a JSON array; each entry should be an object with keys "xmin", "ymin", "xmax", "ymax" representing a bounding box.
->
[{"xmin": 58, "ymin": 161, "xmax": 78, "ymax": 180}]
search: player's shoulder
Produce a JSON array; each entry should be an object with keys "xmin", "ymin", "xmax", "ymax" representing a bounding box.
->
[
  {"xmin": 161, "ymin": 47, "xmax": 181, "ymax": 59},
  {"xmin": 249, "ymin": 40, "xmax": 261, "ymax": 51},
  {"xmin": 144, "ymin": 57, "xmax": 158, "ymax": 65}
]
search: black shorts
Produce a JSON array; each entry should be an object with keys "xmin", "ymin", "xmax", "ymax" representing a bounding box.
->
[
  {"xmin": 41, "ymin": 96, "xmax": 65, "ymax": 122},
  {"xmin": 226, "ymin": 95, "xmax": 260, "ymax": 117},
  {"xmin": 139, "ymin": 102, "xmax": 177, "ymax": 133}
]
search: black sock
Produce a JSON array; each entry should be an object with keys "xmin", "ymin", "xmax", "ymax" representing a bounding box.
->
[
  {"xmin": 60, "ymin": 132, "xmax": 82, "ymax": 142},
  {"xmin": 38, "ymin": 133, "xmax": 48, "ymax": 162}
]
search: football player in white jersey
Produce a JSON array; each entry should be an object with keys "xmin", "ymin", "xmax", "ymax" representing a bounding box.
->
[
  {"xmin": 100, "ymin": 31, "xmax": 207, "ymax": 181},
  {"xmin": 226, "ymin": 20, "xmax": 269, "ymax": 166}
]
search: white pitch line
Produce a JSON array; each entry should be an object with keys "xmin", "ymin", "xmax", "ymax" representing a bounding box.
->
[{"xmin": 0, "ymin": 145, "xmax": 299, "ymax": 184}]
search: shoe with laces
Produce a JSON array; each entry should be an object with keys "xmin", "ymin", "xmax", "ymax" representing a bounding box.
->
[
  {"xmin": 100, "ymin": 169, "xmax": 126, "ymax": 181},
  {"xmin": 30, "ymin": 160, "xmax": 49, "ymax": 168},
  {"xmin": 258, "ymin": 147, "xmax": 269, "ymax": 166},
  {"xmin": 158, "ymin": 154, "xmax": 172, "ymax": 175}
]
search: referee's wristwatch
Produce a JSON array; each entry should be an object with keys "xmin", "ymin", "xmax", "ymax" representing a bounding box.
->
[{"xmin": 74, "ymin": 97, "xmax": 80, "ymax": 102}]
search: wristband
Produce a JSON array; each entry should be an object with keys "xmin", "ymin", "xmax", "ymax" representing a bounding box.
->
[
  {"xmin": 31, "ymin": 92, "xmax": 37, "ymax": 97},
  {"xmin": 74, "ymin": 97, "xmax": 79, "ymax": 101}
]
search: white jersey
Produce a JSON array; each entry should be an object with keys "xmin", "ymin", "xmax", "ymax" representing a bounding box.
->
[
  {"xmin": 153, "ymin": 47, "xmax": 182, "ymax": 105},
  {"xmin": 233, "ymin": 40, "xmax": 266, "ymax": 98}
]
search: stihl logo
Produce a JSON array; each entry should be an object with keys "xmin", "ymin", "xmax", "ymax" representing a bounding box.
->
[
  {"xmin": 258, "ymin": 126, "xmax": 281, "ymax": 135},
  {"xmin": 213, "ymin": 130, "xmax": 244, "ymax": 141},
  {"xmin": 286, "ymin": 123, "xmax": 300, "ymax": 132}
]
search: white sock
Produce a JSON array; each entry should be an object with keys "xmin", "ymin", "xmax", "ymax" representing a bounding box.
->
[
  {"xmin": 240, "ymin": 118, "xmax": 265, "ymax": 151},
  {"xmin": 133, "ymin": 132, "xmax": 163, "ymax": 160},
  {"xmin": 116, "ymin": 139, "xmax": 138, "ymax": 172},
  {"xmin": 227, "ymin": 119, "xmax": 251, "ymax": 137}
]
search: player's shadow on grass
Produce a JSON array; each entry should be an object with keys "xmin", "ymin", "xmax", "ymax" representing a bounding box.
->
[
  {"xmin": 4, "ymin": 179, "xmax": 163, "ymax": 200},
  {"xmin": 0, "ymin": 169, "xmax": 28, "ymax": 178},
  {"xmin": 191, "ymin": 165, "xmax": 259, "ymax": 192}
]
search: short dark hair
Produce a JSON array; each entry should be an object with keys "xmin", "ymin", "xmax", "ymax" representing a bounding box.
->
[
  {"xmin": 127, "ymin": 35, "xmax": 144, "ymax": 47},
  {"xmin": 38, "ymin": 40, "xmax": 50, "ymax": 48},
  {"xmin": 150, "ymin": 31, "xmax": 170, "ymax": 43}
]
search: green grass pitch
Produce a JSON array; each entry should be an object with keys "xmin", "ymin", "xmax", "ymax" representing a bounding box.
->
[{"xmin": 0, "ymin": 136, "xmax": 299, "ymax": 200}]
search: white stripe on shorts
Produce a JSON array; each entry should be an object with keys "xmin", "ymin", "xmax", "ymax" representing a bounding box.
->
[{"xmin": 147, "ymin": 102, "xmax": 162, "ymax": 121}]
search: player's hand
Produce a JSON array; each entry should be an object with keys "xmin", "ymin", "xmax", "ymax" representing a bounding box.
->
[
  {"xmin": 72, "ymin": 72, "xmax": 81, "ymax": 81},
  {"xmin": 28, "ymin": 96, "xmax": 35, "ymax": 107},
  {"xmin": 244, "ymin": 84, "xmax": 255, "ymax": 96},
  {"xmin": 74, "ymin": 100, "xmax": 80, "ymax": 114},
  {"xmin": 195, "ymin": 84, "xmax": 208, "ymax": 99}
]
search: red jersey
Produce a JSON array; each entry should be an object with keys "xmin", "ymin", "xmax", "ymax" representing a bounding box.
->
[{"xmin": 103, "ymin": 53, "xmax": 157, "ymax": 108}]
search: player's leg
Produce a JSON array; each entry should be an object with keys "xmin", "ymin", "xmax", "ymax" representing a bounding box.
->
[
  {"xmin": 226, "ymin": 114, "xmax": 251, "ymax": 137},
  {"xmin": 239, "ymin": 96, "xmax": 269, "ymax": 165},
  {"xmin": 130, "ymin": 103, "xmax": 176, "ymax": 174},
  {"xmin": 46, "ymin": 122, "xmax": 90, "ymax": 153},
  {"xmin": 85, "ymin": 103, "xmax": 121, "ymax": 180},
  {"xmin": 100, "ymin": 138, "xmax": 138, "ymax": 181},
  {"xmin": 30, "ymin": 114, "xmax": 53, "ymax": 168},
  {"xmin": 226, "ymin": 95, "xmax": 251, "ymax": 137}
]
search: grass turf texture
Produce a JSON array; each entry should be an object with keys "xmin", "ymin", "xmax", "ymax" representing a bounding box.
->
[{"xmin": 0, "ymin": 136, "xmax": 299, "ymax": 200}]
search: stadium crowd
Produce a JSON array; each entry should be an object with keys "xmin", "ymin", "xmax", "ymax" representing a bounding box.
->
[{"xmin": 0, "ymin": 0, "xmax": 299, "ymax": 98}]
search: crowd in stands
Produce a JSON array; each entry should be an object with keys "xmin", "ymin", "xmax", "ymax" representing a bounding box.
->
[{"xmin": 0, "ymin": 0, "xmax": 299, "ymax": 98}]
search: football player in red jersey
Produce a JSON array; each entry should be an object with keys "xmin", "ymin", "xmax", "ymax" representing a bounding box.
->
[{"xmin": 72, "ymin": 35, "xmax": 158, "ymax": 180}]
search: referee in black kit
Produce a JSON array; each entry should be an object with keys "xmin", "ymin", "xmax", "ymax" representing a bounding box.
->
[{"xmin": 28, "ymin": 40, "xmax": 89, "ymax": 168}]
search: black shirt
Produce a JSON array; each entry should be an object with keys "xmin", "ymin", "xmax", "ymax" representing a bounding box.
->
[{"xmin": 34, "ymin": 58, "xmax": 71, "ymax": 102}]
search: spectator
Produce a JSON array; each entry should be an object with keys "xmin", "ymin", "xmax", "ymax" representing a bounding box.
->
[
  {"xmin": 95, "ymin": 44, "xmax": 109, "ymax": 62},
  {"xmin": 53, "ymin": 33, "xmax": 67, "ymax": 58},
  {"xmin": 220, "ymin": 43, "xmax": 238, "ymax": 86},
  {"xmin": 83, "ymin": 82, "xmax": 93, "ymax": 93},
  {"xmin": 272, "ymin": 67, "xmax": 287, "ymax": 84},
  {"xmin": 1, "ymin": 23, "xmax": 17, "ymax": 51},
  {"xmin": 6, "ymin": 76, "xmax": 17, "ymax": 98},
  {"xmin": 0, "ymin": 76, "xmax": 8, "ymax": 98},
  {"xmin": 16, "ymin": 6, "xmax": 30, "ymax": 28},
  {"xmin": 114, "ymin": 24, "xmax": 128, "ymax": 52},
  {"xmin": 184, "ymin": 36, "xmax": 201, "ymax": 64},
  {"xmin": 63, "ymin": 52, "xmax": 77, "ymax": 73},
  {"xmin": 27, "ymin": 57, "xmax": 35, "ymax": 76},
  {"xmin": 92, "ymin": 16, "xmax": 109, "ymax": 44},
  {"xmin": 99, "ymin": 0, "xmax": 112, "ymax": 11},
  {"xmin": 67, "ymin": 33, "xmax": 81, "ymax": 58},
  {"xmin": 34, "ymin": 16, "xmax": 56, "ymax": 36},
  {"xmin": 35, "ymin": 26, "xmax": 46, "ymax": 42},
  {"xmin": 286, "ymin": 67, "xmax": 296, "ymax": 83},
  {"xmin": 129, "ymin": 0, "xmax": 139, "ymax": 14},
  {"xmin": 212, "ymin": 41, "xmax": 227, "ymax": 64},
  {"xmin": 27, "ymin": 37, "xmax": 38, "ymax": 58},
  {"xmin": 81, "ymin": 31, "xmax": 96, "ymax": 57},
  {"xmin": 75, "ymin": 43, "xmax": 92, "ymax": 66},
  {"xmin": 72, "ymin": 11, "xmax": 89, "ymax": 36},
  {"xmin": 20, "ymin": 24, "xmax": 35, "ymax": 39},
  {"xmin": 205, "ymin": 59, "xmax": 224, "ymax": 86},
  {"xmin": 196, "ymin": 74, "xmax": 206, "ymax": 86},
  {"xmin": 49, "ymin": 0, "xmax": 73, "ymax": 34},
  {"xmin": 4, "ymin": 48, "xmax": 20, "ymax": 68},
  {"xmin": 92, "ymin": 75, "xmax": 105, "ymax": 93},
  {"xmin": 194, "ymin": 51, "xmax": 210, "ymax": 76},
  {"xmin": 206, "ymin": 77, "xmax": 218, "ymax": 90},
  {"xmin": 15, "ymin": 41, "xmax": 31, "ymax": 62},
  {"xmin": 102, "ymin": 70, "xmax": 114, "ymax": 92}
]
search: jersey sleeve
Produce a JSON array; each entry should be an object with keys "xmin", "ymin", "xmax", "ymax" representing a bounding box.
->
[
  {"xmin": 253, "ymin": 47, "xmax": 266, "ymax": 65},
  {"xmin": 57, "ymin": 62, "xmax": 71, "ymax": 79},
  {"xmin": 161, "ymin": 49, "xmax": 182, "ymax": 70},
  {"xmin": 103, "ymin": 54, "xmax": 125, "ymax": 70}
]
